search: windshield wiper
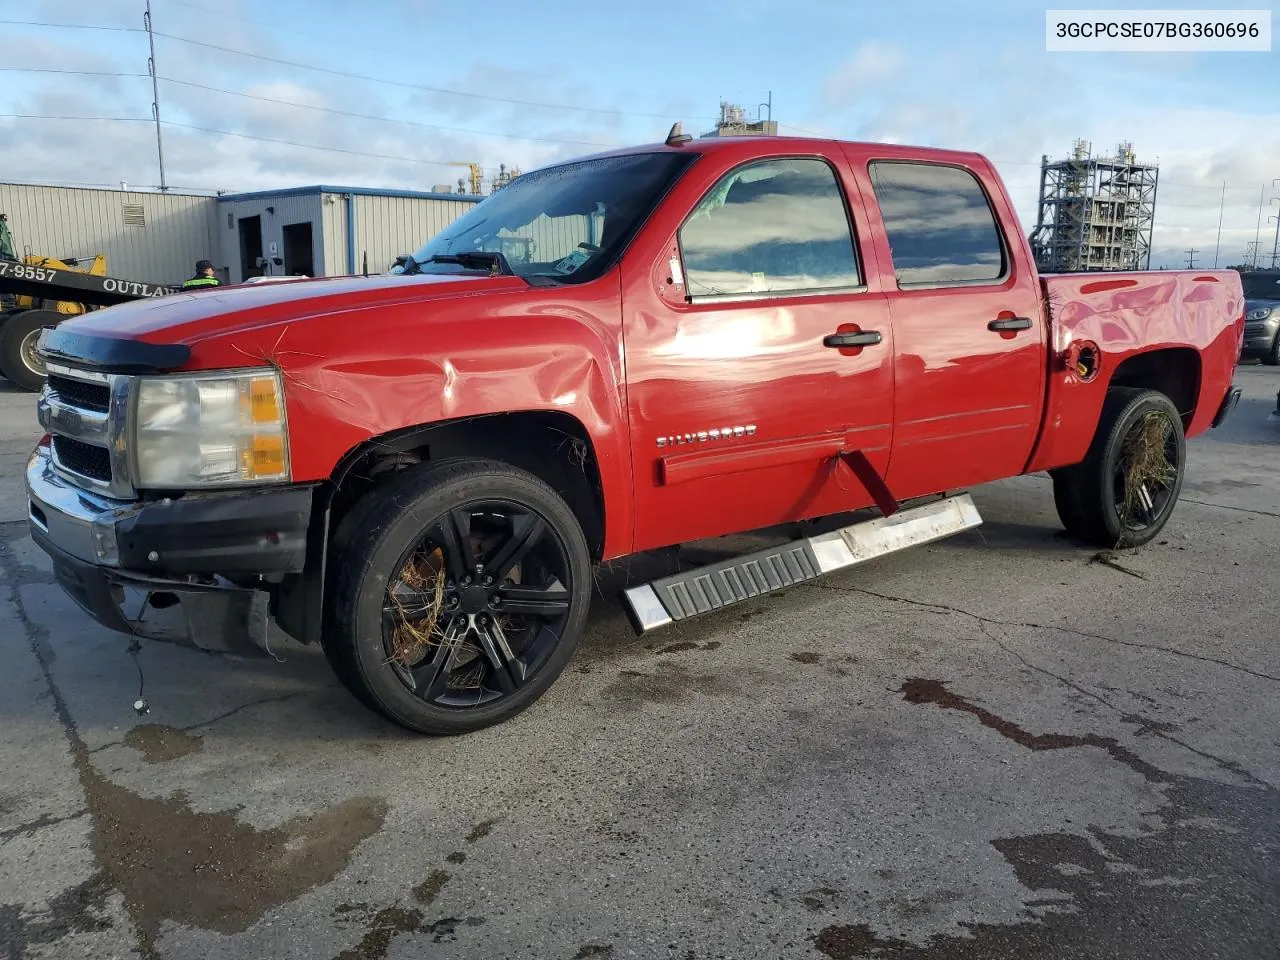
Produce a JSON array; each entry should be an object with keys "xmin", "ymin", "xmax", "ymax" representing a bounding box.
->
[
  {"xmin": 523, "ymin": 273, "xmax": 564, "ymax": 287},
  {"xmin": 425, "ymin": 251, "xmax": 513, "ymax": 276}
]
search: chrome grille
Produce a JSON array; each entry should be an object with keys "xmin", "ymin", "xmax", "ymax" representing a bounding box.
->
[
  {"xmin": 46, "ymin": 374, "xmax": 110, "ymax": 413},
  {"xmin": 51, "ymin": 436, "xmax": 112, "ymax": 482},
  {"xmin": 38, "ymin": 362, "xmax": 136, "ymax": 500}
]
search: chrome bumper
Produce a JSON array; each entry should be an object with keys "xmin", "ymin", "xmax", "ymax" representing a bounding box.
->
[
  {"xmin": 25, "ymin": 443, "xmax": 276, "ymax": 657},
  {"xmin": 26, "ymin": 442, "xmax": 142, "ymax": 566}
]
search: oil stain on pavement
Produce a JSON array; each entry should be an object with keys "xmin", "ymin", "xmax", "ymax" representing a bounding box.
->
[
  {"xmin": 82, "ymin": 747, "xmax": 387, "ymax": 954},
  {"xmin": 810, "ymin": 679, "xmax": 1280, "ymax": 960},
  {"xmin": 4, "ymin": 532, "xmax": 391, "ymax": 959},
  {"xmin": 122, "ymin": 724, "xmax": 204, "ymax": 764}
]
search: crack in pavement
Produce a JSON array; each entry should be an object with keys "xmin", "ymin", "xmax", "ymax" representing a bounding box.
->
[
  {"xmin": 0, "ymin": 811, "xmax": 88, "ymax": 842},
  {"xmin": 970, "ymin": 618, "xmax": 1277, "ymax": 793},
  {"xmin": 813, "ymin": 583, "xmax": 1280, "ymax": 685},
  {"xmin": 180, "ymin": 690, "xmax": 309, "ymax": 733},
  {"xmin": 85, "ymin": 691, "xmax": 310, "ymax": 756},
  {"xmin": 1181, "ymin": 498, "xmax": 1280, "ymax": 521}
]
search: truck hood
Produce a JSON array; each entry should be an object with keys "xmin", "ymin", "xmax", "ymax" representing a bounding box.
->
[{"xmin": 55, "ymin": 271, "xmax": 530, "ymax": 345}]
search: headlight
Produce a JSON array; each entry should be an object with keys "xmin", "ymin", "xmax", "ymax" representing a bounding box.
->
[
  {"xmin": 133, "ymin": 369, "xmax": 289, "ymax": 487},
  {"xmin": 1249, "ymin": 306, "xmax": 1274, "ymax": 320}
]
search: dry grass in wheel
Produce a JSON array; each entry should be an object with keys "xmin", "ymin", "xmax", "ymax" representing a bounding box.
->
[
  {"xmin": 386, "ymin": 548, "xmax": 447, "ymax": 667},
  {"xmin": 1118, "ymin": 411, "xmax": 1177, "ymax": 531}
]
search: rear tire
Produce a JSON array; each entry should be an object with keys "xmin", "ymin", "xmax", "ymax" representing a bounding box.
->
[
  {"xmin": 1053, "ymin": 387, "xmax": 1186, "ymax": 549},
  {"xmin": 1050, "ymin": 465, "xmax": 1088, "ymax": 534},
  {"xmin": 0, "ymin": 309, "xmax": 60, "ymax": 392},
  {"xmin": 322, "ymin": 458, "xmax": 591, "ymax": 735}
]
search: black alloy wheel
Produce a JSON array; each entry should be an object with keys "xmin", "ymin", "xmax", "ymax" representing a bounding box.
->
[
  {"xmin": 382, "ymin": 500, "xmax": 574, "ymax": 708},
  {"xmin": 324, "ymin": 459, "xmax": 591, "ymax": 735},
  {"xmin": 1051, "ymin": 387, "xmax": 1186, "ymax": 549}
]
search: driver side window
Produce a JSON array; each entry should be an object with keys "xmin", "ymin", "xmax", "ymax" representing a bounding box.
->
[{"xmin": 678, "ymin": 157, "xmax": 862, "ymax": 299}]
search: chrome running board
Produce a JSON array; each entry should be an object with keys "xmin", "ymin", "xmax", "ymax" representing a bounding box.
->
[{"xmin": 622, "ymin": 494, "xmax": 982, "ymax": 633}]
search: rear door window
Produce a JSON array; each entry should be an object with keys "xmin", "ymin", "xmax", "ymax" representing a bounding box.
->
[
  {"xmin": 869, "ymin": 161, "xmax": 1006, "ymax": 286},
  {"xmin": 679, "ymin": 157, "xmax": 861, "ymax": 299}
]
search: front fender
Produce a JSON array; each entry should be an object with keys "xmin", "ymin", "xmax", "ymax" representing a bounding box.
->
[{"xmin": 186, "ymin": 278, "xmax": 634, "ymax": 557}]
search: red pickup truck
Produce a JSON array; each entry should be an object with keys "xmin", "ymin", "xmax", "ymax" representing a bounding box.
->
[{"xmin": 25, "ymin": 131, "xmax": 1245, "ymax": 735}]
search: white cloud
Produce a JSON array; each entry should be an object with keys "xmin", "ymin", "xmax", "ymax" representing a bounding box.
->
[
  {"xmin": 804, "ymin": 43, "xmax": 1280, "ymax": 270},
  {"xmin": 823, "ymin": 41, "xmax": 904, "ymax": 106}
]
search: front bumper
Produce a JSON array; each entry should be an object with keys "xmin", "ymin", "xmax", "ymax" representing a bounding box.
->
[
  {"xmin": 25, "ymin": 443, "xmax": 314, "ymax": 656},
  {"xmin": 1241, "ymin": 317, "xmax": 1279, "ymax": 356}
]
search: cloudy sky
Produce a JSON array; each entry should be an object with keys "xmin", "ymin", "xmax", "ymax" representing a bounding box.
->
[{"xmin": 1, "ymin": 0, "xmax": 1277, "ymax": 268}]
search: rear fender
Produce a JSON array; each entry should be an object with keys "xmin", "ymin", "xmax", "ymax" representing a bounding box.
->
[{"xmin": 1027, "ymin": 270, "xmax": 1243, "ymax": 473}]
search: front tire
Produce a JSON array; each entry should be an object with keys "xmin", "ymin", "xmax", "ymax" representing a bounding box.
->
[
  {"xmin": 1053, "ymin": 387, "xmax": 1186, "ymax": 549},
  {"xmin": 0, "ymin": 309, "xmax": 60, "ymax": 392},
  {"xmin": 323, "ymin": 458, "xmax": 591, "ymax": 735},
  {"xmin": 1264, "ymin": 334, "xmax": 1280, "ymax": 367}
]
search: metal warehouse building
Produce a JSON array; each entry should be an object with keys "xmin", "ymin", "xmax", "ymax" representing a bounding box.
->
[
  {"xmin": 215, "ymin": 186, "xmax": 481, "ymax": 283},
  {"xmin": 0, "ymin": 182, "xmax": 220, "ymax": 286},
  {"xmin": 1, "ymin": 182, "xmax": 483, "ymax": 286}
]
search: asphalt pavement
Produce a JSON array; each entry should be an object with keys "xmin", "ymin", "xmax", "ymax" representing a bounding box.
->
[{"xmin": 2, "ymin": 365, "xmax": 1278, "ymax": 960}]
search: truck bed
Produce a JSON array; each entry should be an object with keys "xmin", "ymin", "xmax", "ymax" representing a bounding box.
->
[{"xmin": 1028, "ymin": 269, "xmax": 1244, "ymax": 474}]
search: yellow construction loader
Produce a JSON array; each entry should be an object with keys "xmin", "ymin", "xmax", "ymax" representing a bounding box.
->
[
  {"xmin": 0, "ymin": 213, "xmax": 106, "ymax": 317},
  {"xmin": 1, "ymin": 213, "xmax": 181, "ymax": 390}
]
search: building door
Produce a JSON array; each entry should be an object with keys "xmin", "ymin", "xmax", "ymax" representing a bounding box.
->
[
  {"xmin": 282, "ymin": 222, "xmax": 315, "ymax": 277},
  {"xmin": 238, "ymin": 215, "xmax": 264, "ymax": 280}
]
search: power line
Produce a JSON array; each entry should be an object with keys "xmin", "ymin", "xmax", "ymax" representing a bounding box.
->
[
  {"xmin": 0, "ymin": 114, "xmax": 509, "ymax": 167},
  {"xmin": 0, "ymin": 19, "xmax": 142, "ymax": 33},
  {"xmin": 0, "ymin": 113, "xmax": 152, "ymax": 122},
  {"xmin": 160, "ymin": 0, "xmax": 292, "ymax": 32},
  {"xmin": 157, "ymin": 77, "xmax": 619, "ymax": 148},
  {"xmin": 0, "ymin": 66, "xmax": 621, "ymax": 148},
  {"xmin": 157, "ymin": 118, "xmax": 489, "ymax": 166},
  {"xmin": 148, "ymin": 29, "xmax": 690, "ymax": 120},
  {"xmin": 1, "ymin": 18, "xmax": 705, "ymax": 122},
  {"xmin": 1, "ymin": 73, "xmax": 626, "ymax": 153},
  {"xmin": 0, "ymin": 67, "xmax": 149, "ymax": 78}
]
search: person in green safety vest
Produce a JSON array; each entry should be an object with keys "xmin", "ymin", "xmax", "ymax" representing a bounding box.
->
[{"xmin": 183, "ymin": 260, "xmax": 220, "ymax": 289}]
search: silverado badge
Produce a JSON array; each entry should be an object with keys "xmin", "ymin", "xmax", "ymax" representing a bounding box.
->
[{"xmin": 656, "ymin": 424, "xmax": 757, "ymax": 448}]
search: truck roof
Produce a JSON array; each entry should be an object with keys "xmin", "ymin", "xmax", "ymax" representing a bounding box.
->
[{"xmin": 550, "ymin": 134, "xmax": 991, "ymax": 172}]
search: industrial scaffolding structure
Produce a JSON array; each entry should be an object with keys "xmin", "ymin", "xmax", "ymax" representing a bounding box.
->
[{"xmin": 1030, "ymin": 140, "xmax": 1159, "ymax": 273}]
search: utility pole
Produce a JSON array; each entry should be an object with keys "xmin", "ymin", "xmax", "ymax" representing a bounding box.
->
[
  {"xmin": 144, "ymin": 0, "xmax": 167, "ymax": 191},
  {"xmin": 1184, "ymin": 247, "xmax": 1198, "ymax": 269},
  {"xmin": 1254, "ymin": 183, "xmax": 1265, "ymax": 268},
  {"xmin": 1246, "ymin": 241, "xmax": 1261, "ymax": 267},
  {"xmin": 1270, "ymin": 180, "xmax": 1280, "ymax": 269},
  {"xmin": 1213, "ymin": 180, "xmax": 1225, "ymax": 267}
]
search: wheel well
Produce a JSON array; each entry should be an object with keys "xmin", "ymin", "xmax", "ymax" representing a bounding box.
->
[
  {"xmin": 328, "ymin": 411, "xmax": 607, "ymax": 562},
  {"xmin": 1107, "ymin": 347, "xmax": 1201, "ymax": 430}
]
